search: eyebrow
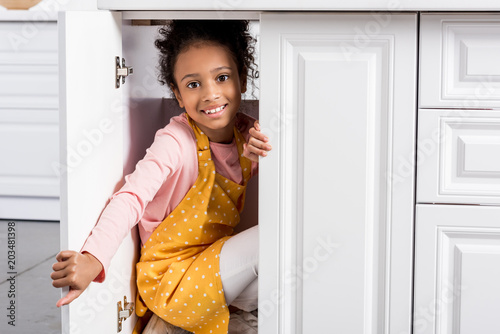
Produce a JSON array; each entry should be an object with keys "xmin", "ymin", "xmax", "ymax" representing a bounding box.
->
[{"xmin": 180, "ymin": 66, "xmax": 233, "ymax": 83}]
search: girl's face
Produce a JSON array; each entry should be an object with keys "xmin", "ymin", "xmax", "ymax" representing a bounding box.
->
[{"xmin": 172, "ymin": 42, "xmax": 247, "ymax": 143}]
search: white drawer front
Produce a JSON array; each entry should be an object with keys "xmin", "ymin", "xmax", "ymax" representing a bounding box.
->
[
  {"xmin": 420, "ymin": 14, "xmax": 500, "ymax": 109},
  {"xmin": 417, "ymin": 109, "xmax": 500, "ymax": 205},
  {"xmin": 0, "ymin": 22, "xmax": 58, "ymax": 109}
]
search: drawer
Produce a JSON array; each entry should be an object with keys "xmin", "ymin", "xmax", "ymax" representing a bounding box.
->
[
  {"xmin": 419, "ymin": 14, "xmax": 500, "ymax": 109},
  {"xmin": 0, "ymin": 22, "xmax": 58, "ymax": 109},
  {"xmin": 417, "ymin": 109, "xmax": 500, "ymax": 205}
]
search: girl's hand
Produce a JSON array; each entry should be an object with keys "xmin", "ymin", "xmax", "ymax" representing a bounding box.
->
[
  {"xmin": 243, "ymin": 120, "xmax": 272, "ymax": 162},
  {"xmin": 51, "ymin": 250, "xmax": 103, "ymax": 307}
]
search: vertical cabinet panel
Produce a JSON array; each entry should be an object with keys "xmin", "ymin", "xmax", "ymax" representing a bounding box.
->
[
  {"xmin": 416, "ymin": 13, "xmax": 500, "ymax": 334},
  {"xmin": 259, "ymin": 13, "xmax": 416, "ymax": 334},
  {"xmin": 414, "ymin": 205, "xmax": 500, "ymax": 334},
  {"xmin": 59, "ymin": 11, "xmax": 138, "ymax": 334}
]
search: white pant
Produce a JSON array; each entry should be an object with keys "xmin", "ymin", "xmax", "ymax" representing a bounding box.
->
[{"xmin": 219, "ymin": 225, "xmax": 259, "ymax": 312}]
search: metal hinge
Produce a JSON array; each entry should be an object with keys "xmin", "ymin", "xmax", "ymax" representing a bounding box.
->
[
  {"xmin": 116, "ymin": 57, "xmax": 133, "ymax": 89},
  {"xmin": 117, "ymin": 296, "xmax": 135, "ymax": 332}
]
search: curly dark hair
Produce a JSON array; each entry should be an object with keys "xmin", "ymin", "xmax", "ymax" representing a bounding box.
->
[{"xmin": 155, "ymin": 20, "xmax": 258, "ymax": 96}]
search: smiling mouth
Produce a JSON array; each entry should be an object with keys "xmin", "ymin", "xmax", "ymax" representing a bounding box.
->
[{"xmin": 203, "ymin": 104, "xmax": 227, "ymax": 115}]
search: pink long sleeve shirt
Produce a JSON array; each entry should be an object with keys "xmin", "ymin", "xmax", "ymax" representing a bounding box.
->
[{"xmin": 81, "ymin": 113, "xmax": 258, "ymax": 281}]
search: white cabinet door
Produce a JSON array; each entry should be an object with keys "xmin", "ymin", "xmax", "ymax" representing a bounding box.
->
[
  {"xmin": 59, "ymin": 11, "xmax": 138, "ymax": 334},
  {"xmin": 414, "ymin": 204, "xmax": 500, "ymax": 334},
  {"xmin": 259, "ymin": 13, "xmax": 417, "ymax": 334}
]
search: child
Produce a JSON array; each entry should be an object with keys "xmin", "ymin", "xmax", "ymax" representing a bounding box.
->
[{"xmin": 51, "ymin": 20, "xmax": 271, "ymax": 334}]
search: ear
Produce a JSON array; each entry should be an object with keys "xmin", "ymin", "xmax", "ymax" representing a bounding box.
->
[
  {"xmin": 171, "ymin": 84, "xmax": 185, "ymax": 108},
  {"xmin": 239, "ymin": 70, "xmax": 247, "ymax": 94}
]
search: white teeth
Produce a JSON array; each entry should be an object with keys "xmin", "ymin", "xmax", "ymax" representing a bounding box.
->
[{"xmin": 204, "ymin": 105, "xmax": 226, "ymax": 114}]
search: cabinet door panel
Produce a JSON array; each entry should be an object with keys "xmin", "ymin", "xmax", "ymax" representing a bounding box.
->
[
  {"xmin": 415, "ymin": 204, "xmax": 500, "ymax": 334},
  {"xmin": 259, "ymin": 13, "xmax": 417, "ymax": 334},
  {"xmin": 419, "ymin": 14, "xmax": 500, "ymax": 109},
  {"xmin": 59, "ymin": 11, "xmax": 138, "ymax": 334}
]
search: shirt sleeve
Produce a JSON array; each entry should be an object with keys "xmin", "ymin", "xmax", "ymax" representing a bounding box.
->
[{"xmin": 80, "ymin": 123, "xmax": 186, "ymax": 281}]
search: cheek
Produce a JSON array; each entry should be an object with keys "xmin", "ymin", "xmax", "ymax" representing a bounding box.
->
[
  {"xmin": 179, "ymin": 90, "xmax": 197, "ymax": 105},
  {"xmin": 229, "ymin": 83, "xmax": 242, "ymax": 99}
]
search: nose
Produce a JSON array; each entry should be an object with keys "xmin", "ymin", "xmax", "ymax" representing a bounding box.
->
[{"xmin": 202, "ymin": 81, "xmax": 221, "ymax": 102}]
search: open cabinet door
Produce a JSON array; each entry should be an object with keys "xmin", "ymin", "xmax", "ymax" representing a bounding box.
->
[{"xmin": 59, "ymin": 11, "xmax": 138, "ymax": 334}]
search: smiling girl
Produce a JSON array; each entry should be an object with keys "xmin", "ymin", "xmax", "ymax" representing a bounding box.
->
[{"xmin": 51, "ymin": 20, "xmax": 271, "ymax": 334}]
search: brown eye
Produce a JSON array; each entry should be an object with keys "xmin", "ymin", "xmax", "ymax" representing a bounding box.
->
[
  {"xmin": 187, "ymin": 82, "xmax": 200, "ymax": 89},
  {"xmin": 217, "ymin": 75, "xmax": 229, "ymax": 82}
]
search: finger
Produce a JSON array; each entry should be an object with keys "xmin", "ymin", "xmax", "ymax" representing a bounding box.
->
[
  {"xmin": 56, "ymin": 250, "xmax": 76, "ymax": 262},
  {"xmin": 248, "ymin": 127, "xmax": 269, "ymax": 143},
  {"xmin": 52, "ymin": 260, "xmax": 70, "ymax": 272},
  {"xmin": 50, "ymin": 268, "xmax": 68, "ymax": 281},
  {"xmin": 243, "ymin": 144, "xmax": 259, "ymax": 163},
  {"xmin": 245, "ymin": 142, "xmax": 269, "ymax": 158},
  {"xmin": 52, "ymin": 274, "xmax": 75, "ymax": 288},
  {"xmin": 50, "ymin": 261, "xmax": 75, "ymax": 280},
  {"xmin": 254, "ymin": 120, "xmax": 261, "ymax": 131},
  {"xmin": 51, "ymin": 262, "xmax": 78, "ymax": 287},
  {"xmin": 248, "ymin": 137, "xmax": 272, "ymax": 152},
  {"xmin": 56, "ymin": 289, "xmax": 82, "ymax": 307}
]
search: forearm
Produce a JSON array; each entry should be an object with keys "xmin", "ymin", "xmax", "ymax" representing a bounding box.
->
[{"xmin": 80, "ymin": 192, "xmax": 142, "ymax": 281}]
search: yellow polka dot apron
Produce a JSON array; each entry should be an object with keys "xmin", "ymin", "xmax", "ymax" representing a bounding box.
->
[{"xmin": 134, "ymin": 113, "xmax": 252, "ymax": 334}]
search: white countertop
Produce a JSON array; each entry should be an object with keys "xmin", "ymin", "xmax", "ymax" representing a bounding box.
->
[{"xmin": 97, "ymin": 0, "xmax": 500, "ymax": 11}]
